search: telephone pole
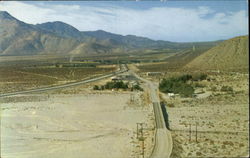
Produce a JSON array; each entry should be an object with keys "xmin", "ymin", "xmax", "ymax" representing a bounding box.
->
[
  {"xmin": 189, "ymin": 124, "xmax": 192, "ymax": 142},
  {"xmin": 136, "ymin": 123, "xmax": 143, "ymax": 139},
  {"xmin": 136, "ymin": 123, "xmax": 146, "ymax": 158},
  {"xmin": 136, "ymin": 123, "xmax": 139, "ymax": 139},
  {"xmin": 130, "ymin": 94, "xmax": 134, "ymax": 103},
  {"xmin": 195, "ymin": 122, "xmax": 198, "ymax": 143},
  {"xmin": 141, "ymin": 124, "xmax": 144, "ymax": 158}
]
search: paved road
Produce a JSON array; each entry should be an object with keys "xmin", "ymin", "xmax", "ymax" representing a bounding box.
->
[
  {"xmin": 0, "ymin": 68, "xmax": 127, "ymax": 98},
  {"xmin": 0, "ymin": 64, "xmax": 172, "ymax": 157},
  {"xmin": 130, "ymin": 70, "xmax": 173, "ymax": 158}
]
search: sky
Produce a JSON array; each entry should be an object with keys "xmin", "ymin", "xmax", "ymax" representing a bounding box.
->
[{"xmin": 0, "ymin": 1, "xmax": 248, "ymax": 42}]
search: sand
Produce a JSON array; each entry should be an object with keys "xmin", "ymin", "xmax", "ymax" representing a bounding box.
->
[
  {"xmin": 164, "ymin": 73, "xmax": 249, "ymax": 157},
  {"xmin": 1, "ymin": 90, "xmax": 154, "ymax": 158}
]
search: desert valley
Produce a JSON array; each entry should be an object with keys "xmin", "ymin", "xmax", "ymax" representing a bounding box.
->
[{"xmin": 0, "ymin": 3, "xmax": 249, "ymax": 158}]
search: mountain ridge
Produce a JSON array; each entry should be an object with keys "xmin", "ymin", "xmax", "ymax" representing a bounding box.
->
[{"xmin": 0, "ymin": 11, "xmax": 224, "ymax": 56}]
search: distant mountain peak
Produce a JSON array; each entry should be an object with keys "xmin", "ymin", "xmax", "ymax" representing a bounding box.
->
[
  {"xmin": 36, "ymin": 21, "xmax": 82, "ymax": 39},
  {"xmin": 95, "ymin": 30, "xmax": 108, "ymax": 33},
  {"xmin": 0, "ymin": 11, "xmax": 16, "ymax": 20},
  {"xmin": 37, "ymin": 21, "xmax": 79, "ymax": 30}
]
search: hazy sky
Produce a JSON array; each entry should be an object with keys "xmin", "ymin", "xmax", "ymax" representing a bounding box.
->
[{"xmin": 0, "ymin": 1, "xmax": 248, "ymax": 42}]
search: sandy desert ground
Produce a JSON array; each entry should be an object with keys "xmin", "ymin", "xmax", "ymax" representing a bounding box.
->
[
  {"xmin": 0, "ymin": 81, "xmax": 155, "ymax": 158},
  {"xmin": 161, "ymin": 72, "xmax": 249, "ymax": 157}
]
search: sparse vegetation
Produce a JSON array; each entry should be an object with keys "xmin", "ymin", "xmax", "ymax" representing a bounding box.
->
[
  {"xmin": 167, "ymin": 71, "xmax": 249, "ymax": 158},
  {"xmin": 55, "ymin": 63, "xmax": 97, "ymax": 68},
  {"xmin": 0, "ymin": 63, "xmax": 116, "ymax": 93},
  {"xmin": 93, "ymin": 81, "xmax": 143, "ymax": 91},
  {"xmin": 131, "ymin": 84, "xmax": 143, "ymax": 91},
  {"xmin": 220, "ymin": 86, "xmax": 234, "ymax": 92},
  {"xmin": 159, "ymin": 75, "xmax": 194, "ymax": 97},
  {"xmin": 159, "ymin": 74, "xmax": 209, "ymax": 97},
  {"xmin": 1, "ymin": 9, "xmax": 249, "ymax": 158},
  {"xmin": 93, "ymin": 85, "xmax": 100, "ymax": 90},
  {"xmin": 105, "ymin": 81, "xmax": 129, "ymax": 89},
  {"xmin": 194, "ymin": 83, "xmax": 205, "ymax": 88},
  {"xmin": 168, "ymin": 103, "xmax": 175, "ymax": 107},
  {"xmin": 210, "ymin": 86, "xmax": 217, "ymax": 92},
  {"xmin": 192, "ymin": 73, "xmax": 208, "ymax": 81}
]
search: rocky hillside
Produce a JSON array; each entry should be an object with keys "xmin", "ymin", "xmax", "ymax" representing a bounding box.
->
[
  {"xmin": 0, "ymin": 11, "xmax": 80, "ymax": 55},
  {"xmin": 186, "ymin": 36, "xmax": 249, "ymax": 71}
]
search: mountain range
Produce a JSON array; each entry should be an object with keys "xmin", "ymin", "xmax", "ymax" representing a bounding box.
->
[{"xmin": 0, "ymin": 11, "xmax": 220, "ymax": 56}]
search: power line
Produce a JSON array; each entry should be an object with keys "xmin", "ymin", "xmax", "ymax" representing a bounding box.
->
[{"xmin": 136, "ymin": 123, "xmax": 146, "ymax": 158}]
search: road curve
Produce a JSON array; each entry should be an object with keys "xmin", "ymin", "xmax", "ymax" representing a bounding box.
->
[
  {"xmin": 130, "ymin": 70, "xmax": 173, "ymax": 158},
  {"xmin": 0, "ymin": 68, "xmax": 127, "ymax": 98}
]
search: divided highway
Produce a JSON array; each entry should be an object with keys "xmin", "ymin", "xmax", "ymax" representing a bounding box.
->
[
  {"xmin": 0, "ymin": 66, "xmax": 128, "ymax": 98},
  {"xmin": 130, "ymin": 69, "xmax": 173, "ymax": 158}
]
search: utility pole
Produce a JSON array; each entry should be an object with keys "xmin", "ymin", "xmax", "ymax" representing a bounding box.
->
[
  {"xmin": 189, "ymin": 124, "xmax": 192, "ymax": 142},
  {"xmin": 195, "ymin": 122, "xmax": 198, "ymax": 143},
  {"xmin": 136, "ymin": 123, "xmax": 143, "ymax": 139},
  {"xmin": 131, "ymin": 94, "xmax": 134, "ymax": 103},
  {"xmin": 141, "ymin": 125, "xmax": 144, "ymax": 158},
  {"xmin": 136, "ymin": 123, "xmax": 139, "ymax": 139},
  {"xmin": 136, "ymin": 123, "xmax": 145, "ymax": 158}
]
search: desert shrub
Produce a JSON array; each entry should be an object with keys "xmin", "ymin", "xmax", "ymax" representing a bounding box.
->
[
  {"xmin": 178, "ymin": 74, "xmax": 193, "ymax": 82},
  {"xmin": 210, "ymin": 86, "xmax": 217, "ymax": 91},
  {"xmin": 192, "ymin": 73, "xmax": 208, "ymax": 81},
  {"xmin": 196, "ymin": 152, "xmax": 203, "ymax": 156},
  {"xmin": 239, "ymin": 143, "xmax": 244, "ymax": 147},
  {"xmin": 105, "ymin": 82, "xmax": 115, "ymax": 89},
  {"xmin": 96, "ymin": 81, "xmax": 142, "ymax": 91},
  {"xmin": 100, "ymin": 85, "xmax": 105, "ymax": 90},
  {"xmin": 105, "ymin": 81, "xmax": 128, "ymax": 90},
  {"xmin": 177, "ymin": 84, "xmax": 194, "ymax": 97},
  {"xmin": 159, "ymin": 77, "xmax": 194, "ymax": 97},
  {"xmin": 159, "ymin": 78, "xmax": 175, "ymax": 93},
  {"xmin": 194, "ymin": 83, "xmax": 205, "ymax": 88},
  {"xmin": 200, "ymin": 74, "xmax": 208, "ymax": 80},
  {"xmin": 235, "ymin": 90, "xmax": 244, "ymax": 94},
  {"xmin": 93, "ymin": 85, "xmax": 100, "ymax": 90},
  {"xmin": 223, "ymin": 141, "xmax": 233, "ymax": 146},
  {"xmin": 55, "ymin": 63, "xmax": 60, "ymax": 68},
  {"xmin": 168, "ymin": 103, "xmax": 175, "ymax": 107},
  {"xmin": 131, "ymin": 84, "xmax": 143, "ymax": 91},
  {"xmin": 221, "ymin": 86, "xmax": 233, "ymax": 92}
]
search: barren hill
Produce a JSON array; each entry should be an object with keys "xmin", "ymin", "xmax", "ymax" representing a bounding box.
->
[{"xmin": 186, "ymin": 36, "xmax": 249, "ymax": 71}]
